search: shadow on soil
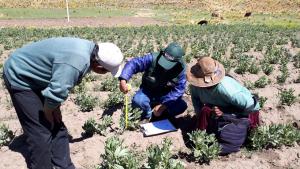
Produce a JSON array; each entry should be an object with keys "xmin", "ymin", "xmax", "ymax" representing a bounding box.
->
[
  {"xmin": 170, "ymin": 113, "xmax": 199, "ymax": 163},
  {"xmin": 8, "ymin": 134, "xmax": 30, "ymax": 168},
  {"xmin": 101, "ymin": 104, "xmax": 122, "ymax": 117}
]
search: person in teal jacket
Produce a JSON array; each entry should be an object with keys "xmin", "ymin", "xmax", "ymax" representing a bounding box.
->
[
  {"xmin": 187, "ymin": 56, "xmax": 260, "ymax": 155},
  {"xmin": 3, "ymin": 37, "xmax": 124, "ymax": 169}
]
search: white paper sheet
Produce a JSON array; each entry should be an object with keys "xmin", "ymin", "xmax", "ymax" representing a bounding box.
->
[{"xmin": 140, "ymin": 119, "xmax": 177, "ymax": 136}]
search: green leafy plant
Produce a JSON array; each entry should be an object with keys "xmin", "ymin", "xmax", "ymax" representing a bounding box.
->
[
  {"xmin": 234, "ymin": 55, "xmax": 250, "ymax": 74},
  {"xmin": 261, "ymin": 62, "xmax": 274, "ymax": 75},
  {"xmin": 129, "ymin": 73, "xmax": 142, "ymax": 88},
  {"xmin": 100, "ymin": 77, "xmax": 119, "ymax": 92},
  {"xmin": 72, "ymin": 79, "xmax": 87, "ymax": 94},
  {"xmin": 278, "ymin": 88, "xmax": 297, "ymax": 106},
  {"xmin": 248, "ymin": 124, "xmax": 300, "ymax": 150},
  {"xmin": 293, "ymin": 53, "xmax": 300, "ymax": 68},
  {"xmin": 99, "ymin": 136, "xmax": 140, "ymax": 169},
  {"xmin": 82, "ymin": 116, "xmax": 113, "ymax": 136},
  {"xmin": 276, "ymin": 62, "xmax": 289, "ymax": 84},
  {"xmin": 103, "ymin": 90, "xmax": 124, "ymax": 109},
  {"xmin": 119, "ymin": 105, "xmax": 143, "ymax": 131},
  {"xmin": 265, "ymin": 47, "xmax": 282, "ymax": 64},
  {"xmin": 248, "ymin": 61, "xmax": 260, "ymax": 74},
  {"xmin": 244, "ymin": 81, "xmax": 254, "ymax": 90},
  {"xmin": 146, "ymin": 138, "xmax": 184, "ymax": 169},
  {"xmin": 0, "ymin": 124, "xmax": 14, "ymax": 147},
  {"xmin": 97, "ymin": 115, "xmax": 113, "ymax": 136},
  {"xmin": 259, "ymin": 96, "xmax": 268, "ymax": 108},
  {"xmin": 82, "ymin": 118, "xmax": 97, "ymax": 136},
  {"xmin": 84, "ymin": 73, "xmax": 98, "ymax": 82},
  {"xmin": 254, "ymin": 76, "xmax": 270, "ymax": 88},
  {"xmin": 188, "ymin": 130, "xmax": 221, "ymax": 164},
  {"xmin": 75, "ymin": 93, "xmax": 98, "ymax": 112}
]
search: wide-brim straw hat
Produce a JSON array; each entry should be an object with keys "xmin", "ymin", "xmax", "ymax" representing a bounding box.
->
[{"xmin": 187, "ymin": 56, "xmax": 225, "ymax": 88}]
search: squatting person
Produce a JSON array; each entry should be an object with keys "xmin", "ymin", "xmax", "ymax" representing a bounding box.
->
[
  {"xmin": 119, "ymin": 42, "xmax": 187, "ymax": 121},
  {"xmin": 187, "ymin": 56, "xmax": 260, "ymax": 155}
]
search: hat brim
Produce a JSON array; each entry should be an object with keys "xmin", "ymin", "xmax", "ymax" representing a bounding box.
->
[
  {"xmin": 187, "ymin": 60, "xmax": 225, "ymax": 88},
  {"xmin": 158, "ymin": 55, "xmax": 177, "ymax": 70},
  {"xmin": 110, "ymin": 64, "xmax": 123, "ymax": 77}
]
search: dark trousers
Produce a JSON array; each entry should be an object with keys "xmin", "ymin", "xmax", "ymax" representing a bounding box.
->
[
  {"xmin": 197, "ymin": 106, "xmax": 260, "ymax": 155},
  {"xmin": 3, "ymin": 74, "xmax": 75, "ymax": 169}
]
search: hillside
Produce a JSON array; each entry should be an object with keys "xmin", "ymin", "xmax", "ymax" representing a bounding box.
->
[{"xmin": 0, "ymin": 0, "xmax": 299, "ymax": 14}]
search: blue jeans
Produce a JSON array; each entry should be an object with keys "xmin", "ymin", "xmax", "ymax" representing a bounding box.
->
[{"xmin": 132, "ymin": 88, "xmax": 187, "ymax": 118}]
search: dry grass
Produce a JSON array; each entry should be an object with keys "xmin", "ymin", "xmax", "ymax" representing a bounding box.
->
[{"xmin": 0, "ymin": 0, "xmax": 299, "ymax": 14}]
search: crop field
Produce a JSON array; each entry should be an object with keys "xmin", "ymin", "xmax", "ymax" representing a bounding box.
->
[
  {"xmin": 0, "ymin": 0, "xmax": 300, "ymax": 168},
  {"xmin": 0, "ymin": 24, "xmax": 299, "ymax": 169}
]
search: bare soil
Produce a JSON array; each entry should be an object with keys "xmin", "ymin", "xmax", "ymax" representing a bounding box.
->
[{"xmin": 0, "ymin": 17, "xmax": 165, "ymax": 28}]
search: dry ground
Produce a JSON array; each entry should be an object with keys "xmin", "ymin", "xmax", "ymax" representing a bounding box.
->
[{"xmin": 0, "ymin": 17, "xmax": 165, "ymax": 28}]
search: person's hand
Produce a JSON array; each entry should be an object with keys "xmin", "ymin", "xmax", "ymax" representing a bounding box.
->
[
  {"xmin": 44, "ymin": 105, "xmax": 62, "ymax": 126},
  {"xmin": 119, "ymin": 80, "xmax": 129, "ymax": 94},
  {"xmin": 153, "ymin": 104, "xmax": 167, "ymax": 117},
  {"xmin": 212, "ymin": 106, "xmax": 223, "ymax": 117}
]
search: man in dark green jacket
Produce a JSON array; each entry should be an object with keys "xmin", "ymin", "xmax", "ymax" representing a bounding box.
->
[
  {"xmin": 3, "ymin": 37, "xmax": 123, "ymax": 169},
  {"xmin": 119, "ymin": 42, "xmax": 187, "ymax": 121}
]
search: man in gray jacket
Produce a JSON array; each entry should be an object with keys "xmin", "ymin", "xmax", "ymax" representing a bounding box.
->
[{"xmin": 3, "ymin": 37, "xmax": 123, "ymax": 169}]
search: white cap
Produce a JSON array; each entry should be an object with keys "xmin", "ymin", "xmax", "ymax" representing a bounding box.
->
[{"xmin": 96, "ymin": 42, "xmax": 124, "ymax": 77}]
